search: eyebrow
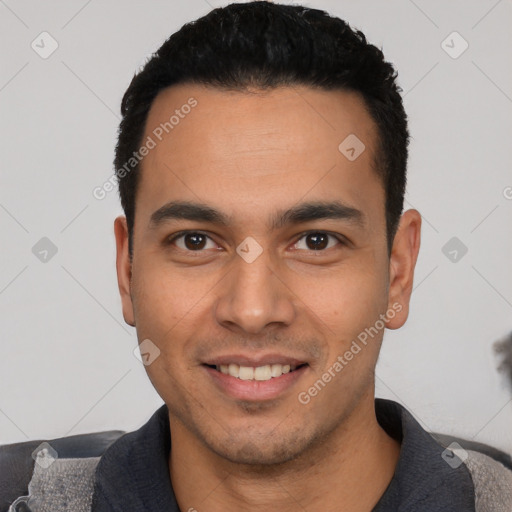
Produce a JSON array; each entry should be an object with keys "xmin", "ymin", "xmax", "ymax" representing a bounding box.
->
[{"xmin": 148, "ymin": 200, "xmax": 366, "ymax": 231}]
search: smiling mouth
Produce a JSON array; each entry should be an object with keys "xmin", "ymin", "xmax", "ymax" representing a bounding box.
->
[{"xmin": 205, "ymin": 363, "xmax": 308, "ymax": 381}]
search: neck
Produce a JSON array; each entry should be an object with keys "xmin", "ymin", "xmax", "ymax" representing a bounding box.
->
[{"xmin": 169, "ymin": 395, "xmax": 400, "ymax": 512}]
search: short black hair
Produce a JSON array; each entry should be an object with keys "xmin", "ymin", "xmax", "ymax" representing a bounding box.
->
[{"xmin": 115, "ymin": 1, "xmax": 409, "ymax": 258}]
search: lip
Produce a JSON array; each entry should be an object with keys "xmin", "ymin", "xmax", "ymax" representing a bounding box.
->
[{"xmin": 204, "ymin": 363, "xmax": 309, "ymax": 401}]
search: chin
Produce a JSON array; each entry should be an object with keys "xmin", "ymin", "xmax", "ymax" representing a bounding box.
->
[
  {"xmin": 202, "ymin": 424, "xmax": 321, "ymax": 467},
  {"xmin": 213, "ymin": 438, "xmax": 305, "ymax": 466}
]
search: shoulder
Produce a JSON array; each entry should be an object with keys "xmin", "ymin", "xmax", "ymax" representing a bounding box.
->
[
  {"xmin": 427, "ymin": 434, "xmax": 512, "ymax": 510},
  {"xmin": 375, "ymin": 399, "xmax": 512, "ymax": 510},
  {"xmin": 464, "ymin": 449, "xmax": 512, "ymax": 511},
  {"xmin": 0, "ymin": 430, "xmax": 124, "ymax": 512}
]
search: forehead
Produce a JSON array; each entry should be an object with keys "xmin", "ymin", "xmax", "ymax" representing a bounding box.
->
[{"xmin": 136, "ymin": 83, "xmax": 385, "ymax": 234}]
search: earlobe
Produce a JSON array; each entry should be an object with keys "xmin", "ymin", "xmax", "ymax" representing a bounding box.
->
[
  {"xmin": 114, "ymin": 216, "xmax": 136, "ymax": 327},
  {"xmin": 385, "ymin": 209, "xmax": 422, "ymax": 330}
]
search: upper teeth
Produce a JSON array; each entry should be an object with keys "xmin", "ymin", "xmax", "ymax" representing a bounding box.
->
[{"xmin": 216, "ymin": 363, "xmax": 296, "ymax": 381}]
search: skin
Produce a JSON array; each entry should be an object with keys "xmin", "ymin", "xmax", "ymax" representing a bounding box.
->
[{"xmin": 114, "ymin": 83, "xmax": 421, "ymax": 511}]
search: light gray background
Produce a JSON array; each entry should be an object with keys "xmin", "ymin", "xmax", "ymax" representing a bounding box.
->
[{"xmin": 1, "ymin": 0, "xmax": 511, "ymax": 453}]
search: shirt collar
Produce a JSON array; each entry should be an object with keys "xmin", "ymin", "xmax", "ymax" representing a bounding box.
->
[
  {"xmin": 92, "ymin": 403, "xmax": 178, "ymax": 511},
  {"xmin": 372, "ymin": 398, "xmax": 474, "ymax": 511}
]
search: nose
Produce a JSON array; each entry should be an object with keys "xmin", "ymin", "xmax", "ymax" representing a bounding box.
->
[{"xmin": 214, "ymin": 248, "xmax": 295, "ymax": 334}]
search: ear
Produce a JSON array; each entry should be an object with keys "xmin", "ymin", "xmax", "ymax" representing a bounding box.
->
[
  {"xmin": 385, "ymin": 209, "xmax": 422, "ymax": 330},
  {"xmin": 114, "ymin": 216, "xmax": 135, "ymax": 327}
]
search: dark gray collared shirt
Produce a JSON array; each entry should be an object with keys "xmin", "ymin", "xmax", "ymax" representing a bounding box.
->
[{"xmin": 91, "ymin": 399, "xmax": 477, "ymax": 511}]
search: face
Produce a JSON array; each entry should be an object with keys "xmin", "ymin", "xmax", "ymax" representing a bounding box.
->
[{"xmin": 115, "ymin": 84, "xmax": 420, "ymax": 465}]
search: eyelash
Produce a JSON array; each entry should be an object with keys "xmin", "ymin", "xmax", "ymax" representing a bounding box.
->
[{"xmin": 165, "ymin": 230, "xmax": 346, "ymax": 253}]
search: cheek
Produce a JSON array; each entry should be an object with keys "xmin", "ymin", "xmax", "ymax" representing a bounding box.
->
[
  {"xmin": 289, "ymin": 261, "xmax": 387, "ymax": 335},
  {"xmin": 130, "ymin": 259, "xmax": 209, "ymax": 346},
  {"xmin": 130, "ymin": 265, "xmax": 206, "ymax": 398}
]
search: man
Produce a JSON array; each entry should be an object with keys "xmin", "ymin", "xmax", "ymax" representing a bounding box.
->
[{"xmin": 2, "ymin": 2, "xmax": 511, "ymax": 511}]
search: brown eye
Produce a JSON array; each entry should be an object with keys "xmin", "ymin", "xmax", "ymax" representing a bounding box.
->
[
  {"xmin": 293, "ymin": 232, "xmax": 341, "ymax": 252},
  {"xmin": 170, "ymin": 232, "xmax": 217, "ymax": 251},
  {"xmin": 305, "ymin": 233, "xmax": 328, "ymax": 250},
  {"xmin": 183, "ymin": 233, "xmax": 207, "ymax": 250}
]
